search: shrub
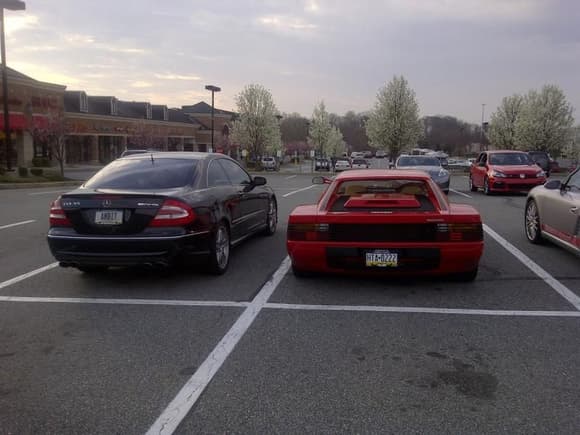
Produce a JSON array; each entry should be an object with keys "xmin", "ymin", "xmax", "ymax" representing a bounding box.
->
[
  {"xmin": 18, "ymin": 167, "xmax": 28, "ymax": 177},
  {"xmin": 30, "ymin": 168, "xmax": 44, "ymax": 176},
  {"xmin": 32, "ymin": 157, "xmax": 51, "ymax": 167}
]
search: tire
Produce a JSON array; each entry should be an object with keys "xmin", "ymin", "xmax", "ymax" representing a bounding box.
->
[
  {"xmin": 208, "ymin": 222, "xmax": 230, "ymax": 275},
  {"xmin": 77, "ymin": 265, "xmax": 107, "ymax": 274},
  {"xmin": 468, "ymin": 175, "xmax": 477, "ymax": 192},
  {"xmin": 292, "ymin": 265, "xmax": 313, "ymax": 278},
  {"xmin": 443, "ymin": 189, "xmax": 449, "ymax": 195},
  {"xmin": 483, "ymin": 177, "xmax": 492, "ymax": 195},
  {"xmin": 524, "ymin": 199, "xmax": 543, "ymax": 244},
  {"xmin": 261, "ymin": 198, "xmax": 277, "ymax": 236},
  {"xmin": 453, "ymin": 268, "xmax": 478, "ymax": 282}
]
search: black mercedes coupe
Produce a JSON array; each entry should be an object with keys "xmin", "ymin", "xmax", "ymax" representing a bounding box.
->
[{"xmin": 47, "ymin": 152, "xmax": 278, "ymax": 274}]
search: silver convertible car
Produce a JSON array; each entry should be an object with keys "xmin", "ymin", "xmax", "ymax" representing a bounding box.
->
[
  {"xmin": 395, "ymin": 155, "xmax": 450, "ymax": 194},
  {"xmin": 525, "ymin": 167, "xmax": 579, "ymax": 256}
]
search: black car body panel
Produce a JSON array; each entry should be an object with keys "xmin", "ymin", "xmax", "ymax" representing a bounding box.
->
[{"xmin": 47, "ymin": 152, "xmax": 276, "ymax": 268}]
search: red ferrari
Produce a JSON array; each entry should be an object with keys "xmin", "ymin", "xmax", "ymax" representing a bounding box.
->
[{"xmin": 287, "ymin": 170, "xmax": 484, "ymax": 281}]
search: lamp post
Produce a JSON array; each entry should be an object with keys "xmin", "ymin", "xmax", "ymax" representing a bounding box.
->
[
  {"xmin": 480, "ymin": 103, "xmax": 486, "ymax": 151},
  {"xmin": 0, "ymin": 0, "xmax": 25, "ymax": 171},
  {"xmin": 205, "ymin": 85, "xmax": 220, "ymax": 153}
]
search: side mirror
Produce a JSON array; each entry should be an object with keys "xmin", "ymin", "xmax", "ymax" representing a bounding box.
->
[
  {"xmin": 252, "ymin": 176, "xmax": 267, "ymax": 186},
  {"xmin": 544, "ymin": 179, "xmax": 561, "ymax": 190},
  {"xmin": 312, "ymin": 176, "xmax": 332, "ymax": 185}
]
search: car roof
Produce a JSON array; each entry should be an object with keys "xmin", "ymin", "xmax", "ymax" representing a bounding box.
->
[
  {"xmin": 487, "ymin": 150, "xmax": 526, "ymax": 154},
  {"xmin": 335, "ymin": 169, "xmax": 430, "ymax": 180},
  {"xmin": 120, "ymin": 151, "xmax": 216, "ymax": 161}
]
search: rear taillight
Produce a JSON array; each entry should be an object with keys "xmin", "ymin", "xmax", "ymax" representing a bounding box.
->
[
  {"xmin": 287, "ymin": 223, "xmax": 329, "ymax": 241},
  {"xmin": 149, "ymin": 199, "xmax": 195, "ymax": 227},
  {"xmin": 436, "ymin": 223, "xmax": 483, "ymax": 242},
  {"xmin": 49, "ymin": 198, "xmax": 72, "ymax": 227}
]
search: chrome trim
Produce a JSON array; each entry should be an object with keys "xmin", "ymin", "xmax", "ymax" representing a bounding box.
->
[
  {"xmin": 47, "ymin": 230, "xmax": 210, "ymax": 241},
  {"xmin": 232, "ymin": 209, "xmax": 266, "ymax": 225}
]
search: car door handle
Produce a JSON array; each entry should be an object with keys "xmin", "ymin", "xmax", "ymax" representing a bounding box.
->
[{"xmin": 571, "ymin": 207, "xmax": 578, "ymax": 215}]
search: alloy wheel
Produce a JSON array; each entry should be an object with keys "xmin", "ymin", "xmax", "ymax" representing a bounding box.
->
[
  {"xmin": 525, "ymin": 200, "xmax": 542, "ymax": 243},
  {"xmin": 215, "ymin": 225, "xmax": 230, "ymax": 270}
]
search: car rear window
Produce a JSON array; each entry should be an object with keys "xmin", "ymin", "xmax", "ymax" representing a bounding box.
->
[
  {"xmin": 84, "ymin": 158, "xmax": 199, "ymax": 189},
  {"xmin": 353, "ymin": 159, "xmax": 367, "ymax": 164},
  {"xmin": 329, "ymin": 179, "xmax": 435, "ymax": 212},
  {"xmin": 398, "ymin": 156, "xmax": 440, "ymax": 166}
]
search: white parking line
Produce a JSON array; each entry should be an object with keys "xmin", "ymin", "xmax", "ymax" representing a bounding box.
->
[
  {"xmin": 265, "ymin": 303, "xmax": 580, "ymax": 317},
  {"xmin": 285, "ymin": 175, "xmax": 297, "ymax": 180},
  {"xmin": 484, "ymin": 224, "xmax": 580, "ymax": 311},
  {"xmin": 0, "ymin": 263, "xmax": 59, "ymax": 291},
  {"xmin": 146, "ymin": 256, "xmax": 292, "ymax": 435},
  {"xmin": 0, "ymin": 295, "xmax": 249, "ymax": 308},
  {"xmin": 282, "ymin": 184, "xmax": 316, "ymax": 197},
  {"xmin": 28, "ymin": 190, "xmax": 68, "ymax": 196},
  {"xmin": 449, "ymin": 189, "xmax": 472, "ymax": 198},
  {"xmin": 0, "ymin": 219, "xmax": 36, "ymax": 230}
]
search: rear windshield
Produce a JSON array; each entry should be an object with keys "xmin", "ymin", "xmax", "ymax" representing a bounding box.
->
[
  {"xmin": 353, "ymin": 159, "xmax": 367, "ymax": 164},
  {"xmin": 84, "ymin": 158, "xmax": 199, "ymax": 189},
  {"xmin": 489, "ymin": 153, "xmax": 531, "ymax": 165},
  {"xmin": 329, "ymin": 179, "xmax": 435, "ymax": 212},
  {"xmin": 397, "ymin": 156, "xmax": 440, "ymax": 167}
]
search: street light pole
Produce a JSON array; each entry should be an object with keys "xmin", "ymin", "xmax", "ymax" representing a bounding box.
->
[
  {"xmin": 205, "ymin": 85, "xmax": 221, "ymax": 153},
  {"xmin": 480, "ymin": 103, "xmax": 486, "ymax": 151},
  {"xmin": 0, "ymin": 0, "xmax": 25, "ymax": 171}
]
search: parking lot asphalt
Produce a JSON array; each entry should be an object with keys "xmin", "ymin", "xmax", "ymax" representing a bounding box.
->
[{"xmin": 0, "ymin": 162, "xmax": 579, "ymax": 434}]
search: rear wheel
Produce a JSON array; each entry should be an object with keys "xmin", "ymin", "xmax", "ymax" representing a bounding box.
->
[
  {"xmin": 468, "ymin": 175, "xmax": 477, "ymax": 192},
  {"xmin": 261, "ymin": 198, "xmax": 277, "ymax": 236},
  {"xmin": 525, "ymin": 199, "xmax": 543, "ymax": 244},
  {"xmin": 453, "ymin": 268, "xmax": 478, "ymax": 282},
  {"xmin": 208, "ymin": 222, "xmax": 230, "ymax": 275},
  {"xmin": 77, "ymin": 265, "xmax": 107, "ymax": 274}
]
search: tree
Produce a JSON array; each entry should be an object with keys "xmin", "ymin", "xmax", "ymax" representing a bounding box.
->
[
  {"xmin": 31, "ymin": 110, "xmax": 69, "ymax": 176},
  {"xmin": 515, "ymin": 85, "xmax": 575, "ymax": 156},
  {"xmin": 337, "ymin": 111, "xmax": 369, "ymax": 152},
  {"xmin": 231, "ymin": 84, "xmax": 282, "ymax": 158},
  {"xmin": 489, "ymin": 94, "xmax": 523, "ymax": 150},
  {"xmin": 327, "ymin": 126, "xmax": 346, "ymax": 157},
  {"xmin": 308, "ymin": 101, "xmax": 335, "ymax": 157},
  {"xmin": 365, "ymin": 75, "xmax": 422, "ymax": 160},
  {"xmin": 280, "ymin": 113, "xmax": 309, "ymax": 143}
]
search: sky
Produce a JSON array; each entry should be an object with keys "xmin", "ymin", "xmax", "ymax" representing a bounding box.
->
[{"xmin": 6, "ymin": 0, "xmax": 580, "ymax": 124}]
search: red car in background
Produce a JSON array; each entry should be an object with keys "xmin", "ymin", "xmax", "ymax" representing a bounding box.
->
[
  {"xmin": 469, "ymin": 150, "xmax": 546, "ymax": 195},
  {"xmin": 287, "ymin": 170, "xmax": 484, "ymax": 281}
]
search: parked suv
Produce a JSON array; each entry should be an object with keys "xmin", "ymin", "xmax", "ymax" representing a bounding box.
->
[
  {"xmin": 261, "ymin": 156, "xmax": 279, "ymax": 171},
  {"xmin": 528, "ymin": 151, "xmax": 551, "ymax": 177}
]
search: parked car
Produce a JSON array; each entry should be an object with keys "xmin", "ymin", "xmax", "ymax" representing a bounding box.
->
[
  {"xmin": 47, "ymin": 152, "xmax": 278, "ymax": 274},
  {"xmin": 527, "ymin": 150, "xmax": 552, "ymax": 177},
  {"xmin": 315, "ymin": 158, "xmax": 331, "ymax": 171},
  {"xmin": 350, "ymin": 152, "xmax": 365, "ymax": 159},
  {"xmin": 524, "ymin": 167, "xmax": 579, "ymax": 256},
  {"xmin": 334, "ymin": 158, "xmax": 352, "ymax": 172},
  {"xmin": 469, "ymin": 150, "xmax": 546, "ymax": 195},
  {"xmin": 395, "ymin": 155, "xmax": 450, "ymax": 194},
  {"xmin": 120, "ymin": 149, "xmax": 151, "ymax": 157},
  {"xmin": 351, "ymin": 158, "xmax": 370, "ymax": 169},
  {"xmin": 287, "ymin": 170, "xmax": 484, "ymax": 281},
  {"xmin": 363, "ymin": 151, "xmax": 373, "ymax": 159},
  {"xmin": 375, "ymin": 150, "xmax": 387, "ymax": 159},
  {"xmin": 261, "ymin": 156, "xmax": 279, "ymax": 171}
]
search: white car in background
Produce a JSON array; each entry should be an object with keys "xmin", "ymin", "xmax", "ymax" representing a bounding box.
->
[
  {"xmin": 334, "ymin": 158, "xmax": 352, "ymax": 172},
  {"xmin": 351, "ymin": 158, "xmax": 370, "ymax": 169}
]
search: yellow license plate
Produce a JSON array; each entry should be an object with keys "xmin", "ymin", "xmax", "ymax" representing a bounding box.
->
[{"xmin": 365, "ymin": 251, "xmax": 398, "ymax": 268}]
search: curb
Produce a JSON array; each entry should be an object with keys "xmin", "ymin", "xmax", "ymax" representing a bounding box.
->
[{"xmin": 0, "ymin": 181, "xmax": 82, "ymax": 190}]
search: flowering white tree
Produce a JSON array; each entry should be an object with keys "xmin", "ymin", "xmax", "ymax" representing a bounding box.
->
[
  {"xmin": 365, "ymin": 75, "xmax": 422, "ymax": 159},
  {"xmin": 231, "ymin": 84, "xmax": 282, "ymax": 158},
  {"xmin": 308, "ymin": 101, "xmax": 335, "ymax": 157},
  {"xmin": 515, "ymin": 85, "xmax": 575, "ymax": 155},
  {"xmin": 489, "ymin": 94, "xmax": 523, "ymax": 150}
]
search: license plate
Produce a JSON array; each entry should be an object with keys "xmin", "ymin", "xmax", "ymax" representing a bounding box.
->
[
  {"xmin": 365, "ymin": 250, "xmax": 398, "ymax": 268},
  {"xmin": 95, "ymin": 210, "xmax": 123, "ymax": 225}
]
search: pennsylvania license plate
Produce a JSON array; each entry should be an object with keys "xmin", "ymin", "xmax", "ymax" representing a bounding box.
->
[
  {"xmin": 365, "ymin": 250, "xmax": 398, "ymax": 268},
  {"xmin": 94, "ymin": 210, "xmax": 123, "ymax": 225}
]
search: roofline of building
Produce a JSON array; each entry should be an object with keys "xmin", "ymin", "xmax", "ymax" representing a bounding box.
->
[{"xmin": 64, "ymin": 111, "xmax": 202, "ymax": 129}]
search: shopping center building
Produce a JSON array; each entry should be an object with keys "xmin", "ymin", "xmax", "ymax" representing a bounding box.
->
[{"xmin": 0, "ymin": 67, "xmax": 235, "ymax": 168}]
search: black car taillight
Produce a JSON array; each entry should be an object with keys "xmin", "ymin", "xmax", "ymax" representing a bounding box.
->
[
  {"xmin": 287, "ymin": 223, "xmax": 329, "ymax": 241},
  {"xmin": 436, "ymin": 223, "xmax": 483, "ymax": 242},
  {"xmin": 49, "ymin": 198, "xmax": 72, "ymax": 227},
  {"xmin": 149, "ymin": 199, "xmax": 196, "ymax": 227}
]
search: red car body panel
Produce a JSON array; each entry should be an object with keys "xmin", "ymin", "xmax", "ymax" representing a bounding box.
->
[
  {"xmin": 287, "ymin": 170, "xmax": 484, "ymax": 277},
  {"xmin": 470, "ymin": 150, "xmax": 546, "ymax": 193}
]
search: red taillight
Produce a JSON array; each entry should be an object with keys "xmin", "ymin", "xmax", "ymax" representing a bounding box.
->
[
  {"xmin": 287, "ymin": 223, "xmax": 329, "ymax": 241},
  {"xmin": 436, "ymin": 223, "xmax": 483, "ymax": 242},
  {"xmin": 49, "ymin": 198, "xmax": 72, "ymax": 227},
  {"xmin": 149, "ymin": 199, "xmax": 195, "ymax": 227}
]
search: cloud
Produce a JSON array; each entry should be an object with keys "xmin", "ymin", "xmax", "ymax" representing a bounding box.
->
[
  {"xmin": 257, "ymin": 15, "xmax": 318, "ymax": 31},
  {"xmin": 5, "ymin": 14, "xmax": 39, "ymax": 36},
  {"xmin": 10, "ymin": 61, "xmax": 79, "ymax": 86},
  {"xmin": 154, "ymin": 73, "xmax": 202, "ymax": 81},
  {"xmin": 130, "ymin": 81, "xmax": 153, "ymax": 88},
  {"xmin": 62, "ymin": 33, "xmax": 95, "ymax": 44}
]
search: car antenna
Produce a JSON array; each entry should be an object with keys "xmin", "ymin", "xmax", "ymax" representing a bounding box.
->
[{"xmin": 150, "ymin": 153, "xmax": 155, "ymax": 163}]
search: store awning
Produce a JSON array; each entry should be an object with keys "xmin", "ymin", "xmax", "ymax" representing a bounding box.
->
[{"xmin": 0, "ymin": 113, "xmax": 49, "ymax": 131}]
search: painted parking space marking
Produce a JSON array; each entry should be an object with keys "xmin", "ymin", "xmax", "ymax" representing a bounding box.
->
[
  {"xmin": 0, "ymin": 295, "xmax": 249, "ymax": 308},
  {"xmin": 0, "ymin": 219, "xmax": 36, "ymax": 230},
  {"xmin": 264, "ymin": 303, "xmax": 580, "ymax": 317},
  {"xmin": 0, "ymin": 263, "xmax": 59, "ymax": 291},
  {"xmin": 449, "ymin": 189, "xmax": 472, "ymax": 198},
  {"xmin": 28, "ymin": 190, "xmax": 69, "ymax": 196},
  {"xmin": 484, "ymin": 224, "xmax": 580, "ymax": 310},
  {"xmin": 285, "ymin": 175, "xmax": 297, "ymax": 180},
  {"xmin": 146, "ymin": 256, "xmax": 291, "ymax": 435},
  {"xmin": 282, "ymin": 184, "xmax": 316, "ymax": 197}
]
